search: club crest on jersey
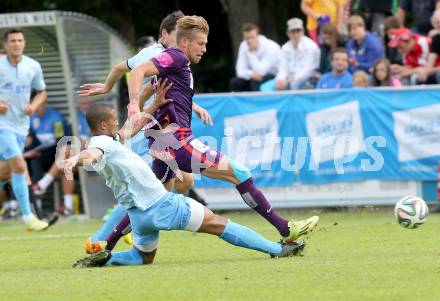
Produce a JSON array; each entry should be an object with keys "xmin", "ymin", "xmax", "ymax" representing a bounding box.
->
[{"xmin": 156, "ymin": 52, "xmax": 174, "ymax": 68}]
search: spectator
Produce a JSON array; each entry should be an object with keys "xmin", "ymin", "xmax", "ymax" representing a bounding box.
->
[
  {"xmin": 356, "ymin": 0, "xmax": 393, "ymax": 35},
  {"xmin": 388, "ymin": 27, "xmax": 433, "ymax": 85},
  {"xmin": 352, "ymin": 70, "xmax": 370, "ymax": 86},
  {"xmin": 28, "ymin": 102, "xmax": 75, "ymax": 216},
  {"xmin": 300, "ymin": 0, "xmax": 345, "ymax": 43},
  {"xmin": 370, "ymin": 58, "xmax": 402, "ymax": 86},
  {"xmin": 319, "ymin": 23, "xmax": 346, "ymax": 74},
  {"xmin": 396, "ymin": 0, "xmax": 440, "ymax": 36},
  {"xmin": 229, "ymin": 23, "xmax": 280, "ymax": 92},
  {"xmin": 415, "ymin": 30, "xmax": 440, "ymax": 83},
  {"xmin": 346, "ymin": 15, "xmax": 384, "ymax": 73},
  {"xmin": 317, "ymin": 47, "xmax": 353, "ymax": 89},
  {"xmin": 384, "ymin": 16, "xmax": 403, "ymax": 65},
  {"xmin": 429, "ymin": 9, "xmax": 440, "ymax": 38},
  {"xmin": 273, "ymin": 18, "xmax": 320, "ymax": 90}
]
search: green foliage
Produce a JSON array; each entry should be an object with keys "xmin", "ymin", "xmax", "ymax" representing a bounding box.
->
[{"xmin": 1, "ymin": 209, "xmax": 439, "ymax": 300}]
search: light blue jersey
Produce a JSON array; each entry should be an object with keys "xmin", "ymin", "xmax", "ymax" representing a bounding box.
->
[
  {"xmin": 0, "ymin": 55, "xmax": 46, "ymax": 136},
  {"xmin": 127, "ymin": 42, "xmax": 165, "ymax": 107},
  {"xmin": 87, "ymin": 135, "xmax": 167, "ymax": 210}
]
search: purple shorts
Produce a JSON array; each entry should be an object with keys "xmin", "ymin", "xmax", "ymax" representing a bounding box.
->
[{"xmin": 147, "ymin": 128, "xmax": 222, "ymax": 183}]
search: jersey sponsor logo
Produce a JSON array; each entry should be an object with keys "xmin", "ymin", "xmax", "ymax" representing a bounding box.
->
[
  {"xmin": 2, "ymin": 82, "xmax": 13, "ymax": 91},
  {"xmin": 156, "ymin": 52, "xmax": 174, "ymax": 68}
]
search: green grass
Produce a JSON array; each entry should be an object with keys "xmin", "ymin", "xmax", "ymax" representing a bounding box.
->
[{"xmin": 1, "ymin": 209, "xmax": 439, "ymax": 301}]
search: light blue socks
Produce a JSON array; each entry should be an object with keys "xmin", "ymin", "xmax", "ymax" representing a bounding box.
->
[
  {"xmin": 11, "ymin": 173, "xmax": 31, "ymax": 216},
  {"xmin": 220, "ymin": 220, "xmax": 282, "ymax": 256},
  {"xmin": 106, "ymin": 248, "xmax": 143, "ymax": 266},
  {"xmin": 91, "ymin": 204, "xmax": 127, "ymax": 242}
]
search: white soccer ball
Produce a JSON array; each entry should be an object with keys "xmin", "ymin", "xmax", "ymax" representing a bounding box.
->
[{"xmin": 394, "ymin": 196, "xmax": 429, "ymax": 229}]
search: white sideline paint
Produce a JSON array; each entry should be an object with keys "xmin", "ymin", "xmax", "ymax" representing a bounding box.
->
[{"xmin": 0, "ymin": 233, "xmax": 89, "ymax": 241}]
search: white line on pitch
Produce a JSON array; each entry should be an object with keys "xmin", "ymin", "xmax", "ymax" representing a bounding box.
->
[{"xmin": 0, "ymin": 233, "xmax": 89, "ymax": 241}]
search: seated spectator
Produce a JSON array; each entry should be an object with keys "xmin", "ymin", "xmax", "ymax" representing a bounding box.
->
[
  {"xmin": 272, "ymin": 18, "xmax": 320, "ymax": 90},
  {"xmin": 388, "ymin": 28, "xmax": 433, "ymax": 85},
  {"xmin": 384, "ymin": 16, "xmax": 403, "ymax": 65},
  {"xmin": 28, "ymin": 102, "xmax": 75, "ymax": 216},
  {"xmin": 352, "ymin": 70, "xmax": 370, "ymax": 87},
  {"xmin": 229, "ymin": 23, "xmax": 280, "ymax": 92},
  {"xmin": 346, "ymin": 15, "xmax": 384, "ymax": 73},
  {"xmin": 415, "ymin": 31, "xmax": 440, "ymax": 83},
  {"xmin": 396, "ymin": 0, "xmax": 440, "ymax": 36},
  {"xmin": 300, "ymin": 0, "xmax": 345, "ymax": 43},
  {"xmin": 317, "ymin": 47, "xmax": 353, "ymax": 89},
  {"xmin": 429, "ymin": 9, "xmax": 440, "ymax": 38},
  {"xmin": 371, "ymin": 58, "xmax": 402, "ymax": 87},
  {"xmin": 319, "ymin": 23, "xmax": 346, "ymax": 74}
]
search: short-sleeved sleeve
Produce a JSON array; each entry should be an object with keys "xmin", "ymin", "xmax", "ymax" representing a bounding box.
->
[
  {"xmin": 31, "ymin": 62, "xmax": 46, "ymax": 91},
  {"xmin": 127, "ymin": 44, "xmax": 164, "ymax": 70},
  {"xmin": 151, "ymin": 49, "xmax": 186, "ymax": 76},
  {"xmin": 431, "ymin": 34, "xmax": 440, "ymax": 55},
  {"xmin": 127, "ymin": 49, "xmax": 147, "ymax": 70},
  {"xmin": 87, "ymin": 136, "xmax": 115, "ymax": 154}
]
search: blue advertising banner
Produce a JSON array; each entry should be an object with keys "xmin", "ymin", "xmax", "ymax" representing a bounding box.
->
[{"xmin": 191, "ymin": 87, "xmax": 440, "ymax": 187}]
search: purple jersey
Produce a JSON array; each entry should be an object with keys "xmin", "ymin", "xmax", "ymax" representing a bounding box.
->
[{"xmin": 151, "ymin": 48, "xmax": 194, "ymax": 129}]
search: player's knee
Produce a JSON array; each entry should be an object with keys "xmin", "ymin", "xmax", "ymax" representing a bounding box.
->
[
  {"xmin": 10, "ymin": 157, "xmax": 27, "ymax": 174},
  {"xmin": 229, "ymin": 158, "xmax": 251, "ymax": 183},
  {"xmin": 175, "ymin": 175, "xmax": 194, "ymax": 194},
  {"xmin": 200, "ymin": 209, "xmax": 227, "ymax": 235}
]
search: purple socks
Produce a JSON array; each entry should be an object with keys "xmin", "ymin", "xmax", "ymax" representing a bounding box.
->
[
  {"xmin": 236, "ymin": 178, "xmax": 290, "ymax": 237},
  {"xmin": 105, "ymin": 213, "xmax": 132, "ymax": 251}
]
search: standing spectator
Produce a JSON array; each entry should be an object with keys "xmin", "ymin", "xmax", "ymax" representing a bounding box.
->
[
  {"xmin": 429, "ymin": 9, "xmax": 440, "ymax": 38},
  {"xmin": 352, "ymin": 70, "xmax": 370, "ymax": 86},
  {"xmin": 396, "ymin": 0, "xmax": 440, "ymax": 36},
  {"xmin": 29, "ymin": 102, "xmax": 75, "ymax": 215},
  {"xmin": 356, "ymin": 0, "xmax": 393, "ymax": 35},
  {"xmin": 370, "ymin": 58, "xmax": 402, "ymax": 86},
  {"xmin": 346, "ymin": 15, "xmax": 384, "ymax": 73},
  {"xmin": 273, "ymin": 18, "xmax": 320, "ymax": 90},
  {"xmin": 229, "ymin": 23, "xmax": 280, "ymax": 92},
  {"xmin": 317, "ymin": 47, "xmax": 353, "ymax": 88},
  {"xmin": 301, "ymin": 0, "xmax": 346, "ymax": 43},
  {"xmin": 388, "ymin": 28, "xmax": 433, "ymax": 85},
  {"xmin": 384, "ymin": 16, "xmax": 403, "ymax": 65},
  {"xmin": 319, "ymin": 23, "xmax": 346, "ymax": 74}
]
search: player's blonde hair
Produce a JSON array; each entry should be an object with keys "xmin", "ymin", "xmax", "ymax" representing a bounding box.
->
[{"xmin": 176, "ymin": 16, "xmax": 209, "ymax": 43}]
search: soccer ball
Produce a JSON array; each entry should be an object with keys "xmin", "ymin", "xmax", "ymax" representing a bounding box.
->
[{"xmin": 394, "ymin": 196, "xmax": 429, "ymax": 229}]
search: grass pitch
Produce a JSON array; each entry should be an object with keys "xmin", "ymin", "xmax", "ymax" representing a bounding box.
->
[{"xmin": 1, "ymin": 209, "xmax": 439, "ymax": 301}]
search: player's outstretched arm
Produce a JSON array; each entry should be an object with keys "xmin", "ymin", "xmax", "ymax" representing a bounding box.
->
[
  {"xmin": 58, "ymin": 148, "xmax": 103, "ymax": 179},
  {"xmin": 128, "ymin": 61, "xmax": 160, "ymax": 117},
  {"xmin": 79, "ymin": 61, "xmax": 129, "ymax": 97},
  {"xmin": 139, "ymin": 82, "xmax": 154, "ymax": 110},
  {"xmin": 192, "ymin": 102, "xmax": 213, "ymax": 126}
]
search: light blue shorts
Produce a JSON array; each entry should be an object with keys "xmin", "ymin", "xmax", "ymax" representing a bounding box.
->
[
  {"xmin": 0, "ymin": 129, "xmax": 26, "ymax": 161},
  {"xmin": 128, "ymin": 192, "xmax": 205, "ymax": 252}
]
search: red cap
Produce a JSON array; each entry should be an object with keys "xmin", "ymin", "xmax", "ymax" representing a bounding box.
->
[{"xmin": 388, "ymin": 28, "xmax": 413, "ymax": 48}]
